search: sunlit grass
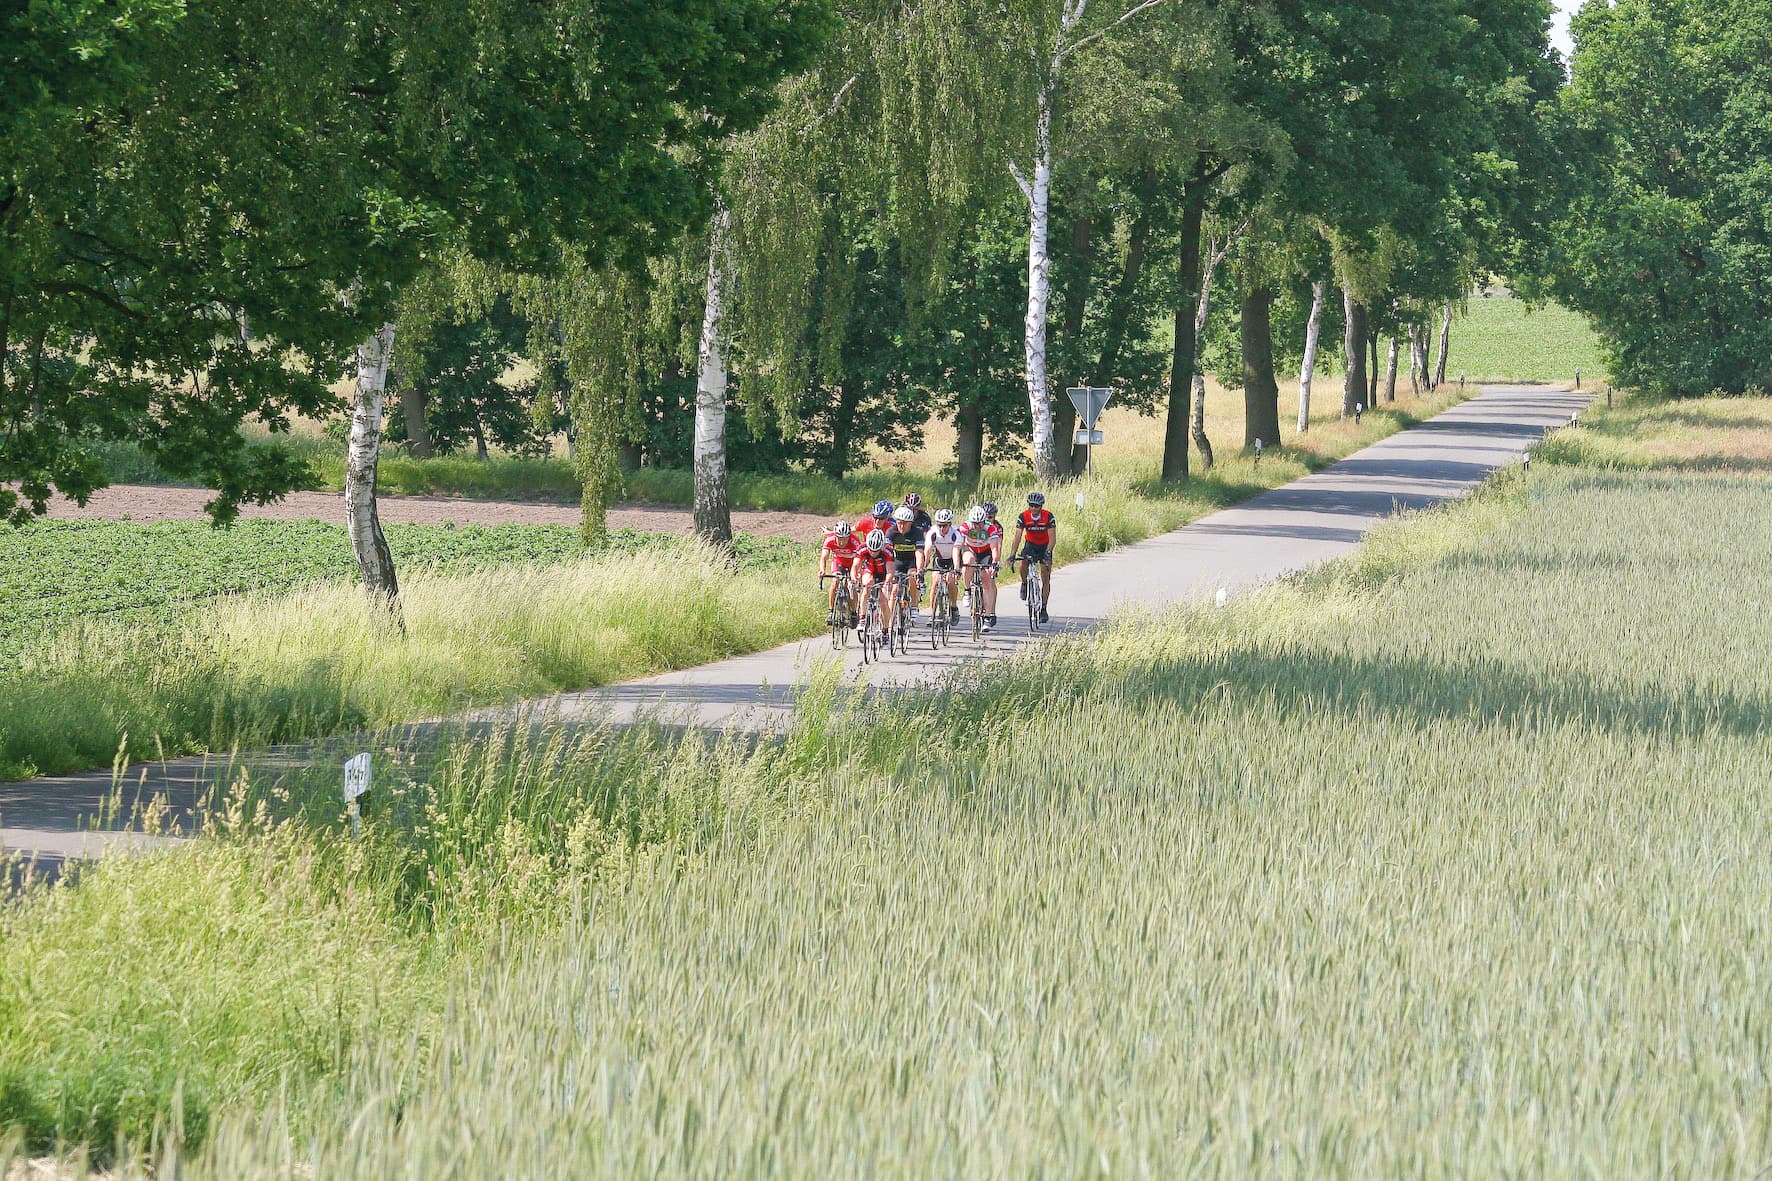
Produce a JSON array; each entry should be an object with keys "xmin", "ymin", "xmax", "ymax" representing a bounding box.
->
[{"xmin": 11, "ymin": 388, "xmax": 1772, "ymax": 1174}]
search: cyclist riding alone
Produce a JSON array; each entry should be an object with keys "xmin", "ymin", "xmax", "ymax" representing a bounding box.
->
[
  {"xmin": 1009, "ymin": 491, "xmax": 1057, "ymax": 625},
  {"xmin": 854, "ymin": 499, "xmax": 893, "ymax": 541},
  {"xmin": 884, "ymin": 505, "xmax": 928, "ymax": 620},
  {"xmin": 901, "ymin": 491, "xmax": 933, "ymax": 533},
  {"xmin": 923, "ymin": 508, "xmax": 964, "ymax": 626},
  {"xmin": 960, "ymin": 504, "xmax": 1001, "ymax": 632},
  {"xmin": 819, "ymin": 520, "xmax": 862, "ymax": 625},
  {"xmin": 850, "ymin": 528, "xmax": 894, "ymax": 644}
]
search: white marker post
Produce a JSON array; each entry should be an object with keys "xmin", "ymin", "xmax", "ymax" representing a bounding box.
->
[
  {"xmin": 1065, "ymin": 386, "xmax": 1114, "ymax": 478},
  {"xmin": 343, "ymin": 752, "xmax": 372, "ymax": 838}
]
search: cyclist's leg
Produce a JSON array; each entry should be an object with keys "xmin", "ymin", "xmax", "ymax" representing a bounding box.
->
[
  {"xmin": 982, "ymin": 562, "xmax": 997, "ymax": 616},
  {"xmin": 1040, "ymin": 558, "xmax": 1053, "ymax": 607}
]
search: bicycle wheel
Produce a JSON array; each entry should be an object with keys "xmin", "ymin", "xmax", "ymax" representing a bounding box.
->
[
  {"xmin": 830, "ymin": 584, "xmax": 848, "ymax": 650},
  {"xmin": 1026, "ymin": 565, "xmax": 1041, "ymax": 632},
  {"xmin": 929, "ymin": 582, "xmax": 944, "ymax": 650},
  {"xmin": 969, "ymin": 575, "xmax": 984, "ymax": 643},
  {"xmin": 860, "ymin": 593, "xmax": 879, "ymax": 664}
]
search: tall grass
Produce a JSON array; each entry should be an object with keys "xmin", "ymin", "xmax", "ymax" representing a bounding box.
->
[
  {"xmin": 17, "ymin": 432, "xmax": 1772, "ymax": 1173},
  {"xmin": 0, "ymin": 537, "xmax": 817, "ymax": 779}
]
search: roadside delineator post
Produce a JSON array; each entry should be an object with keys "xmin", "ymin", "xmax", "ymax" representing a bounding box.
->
[{"xmin": 344, "ymin": 752, "xmax": 372, "ymax": 839}]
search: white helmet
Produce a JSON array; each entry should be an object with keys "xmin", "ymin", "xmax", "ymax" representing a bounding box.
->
[
  {"xmin": 967, "ymin": 505, "xmax": 988, "ymax": 525},
  {"xmin": 934, "ymin": 508, "xmax": 954, "ymax": 525},
  {"xmin": 865, "ymin": 529, "xmax": 887, "ymax": 551},
  {"xmin": 892, "ymin": 506, "xmax": 914, "ymax": 523},
  {"xmin": 833, "ymin": 520, "xmax": 851, "ymax": 538}
]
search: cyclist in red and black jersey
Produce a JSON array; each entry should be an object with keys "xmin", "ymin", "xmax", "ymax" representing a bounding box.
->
[
  {"xmin": 1008, "ymin": 491, "xmax": 1058, "ymax": 624},
  {"xmin": 851, "ymin": 529, "xmax": 894, "ymax": 643}
]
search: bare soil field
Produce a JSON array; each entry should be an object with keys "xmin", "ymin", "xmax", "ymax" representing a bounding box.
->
[{"xmin": 42, "ymin": 485, "xmax": 832, "ymax": 542}]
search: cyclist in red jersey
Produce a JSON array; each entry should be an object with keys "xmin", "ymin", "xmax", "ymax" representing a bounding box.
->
[
  {"xmin": 1008, "ymin": 490, "xmax": 1057, "ymax": 624},
  {"xmin": 850, "ymin": 529, "xmax": 895, "ymax": 643},
  {"xmin": 960, "ymin": 504, "xmax": 1001, "ymax": 631},
  {"xmin": 819, "ymin": 520, "xmax": 862, "ymax": 624},
  {"xmin": 853, "ymin": 498, "xmax": 894, "ymax": 542}
]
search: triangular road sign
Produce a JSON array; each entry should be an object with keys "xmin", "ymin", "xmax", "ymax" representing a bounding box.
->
[{"xmin": 1065, "ymin": 386, "xmax": 1113, "ymax": 428}]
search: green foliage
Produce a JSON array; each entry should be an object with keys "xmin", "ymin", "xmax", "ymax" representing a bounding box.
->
[
  {"xmin": 0, "ymin": 0, "xmax": 833, "ymax": 524},
  {"xmin": 1537, "ymin": 0, "xmax": 1772, "ymax": 395}
]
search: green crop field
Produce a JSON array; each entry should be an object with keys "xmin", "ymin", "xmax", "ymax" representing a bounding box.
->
[
  {"xmin": 0, "ymin": 521, "xmax": 802, "ymax": 668},
  {"xmin": 1450, "ymin": 292, "xmax": 1608, "ymax": 385},
  {"xmin": 6, "ymin": 394, "xmax": 1772, "ymax": 1174}
]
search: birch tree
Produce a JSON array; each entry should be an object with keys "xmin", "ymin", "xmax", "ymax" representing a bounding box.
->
[
  {"xmin": 1003, "ymin": 0, "xmax": 1170, "ymax": 483},
  {"xmin": 693, "ymin": 207, "xmax": 735, "ymax": 544},
  {"xmin": 1296, "ymin": 279, "xmax": 1325, "ymax": 433},
  {"xmin": 345, "ymin": 322, "xmax": 400, "ymax": 606}
]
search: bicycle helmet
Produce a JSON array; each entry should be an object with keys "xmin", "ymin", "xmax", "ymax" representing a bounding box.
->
[
  {"xmin": 904, "ymin": 492, "xmax": 923, "ymax": 509},
  {"xmin": 872, "ymin": 499, "xmax": 894, "ymax": 518},
  {"xmin": 967, "ymin": 505, "xmax": 988, "ymax": 525},
  {"xmin": 892, "ymin": 506, "xmax": 914, "ymax": 523},
  {"xmin": 934, "ymin": 508, "xmax": 954, "ymax": 525},
  {"xmin": 1027, "ymin": 491, "xmax": 1046, "ymax": 507},
  {"xmin": 982, "ymin": 501, "xmax": 999, "ymax": 517},
  {"xmin": 833, "ymin": 520, "xmax": 851, "ymax": 537},
  {"xmin": 865, "ymin": 529, "xmax": 886, "ymax": 551}
]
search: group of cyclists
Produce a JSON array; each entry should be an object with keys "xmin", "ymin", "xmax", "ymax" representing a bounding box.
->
[{"xmin": 818, "ymin": 490, "xmax": 1059, "ymax": 645}]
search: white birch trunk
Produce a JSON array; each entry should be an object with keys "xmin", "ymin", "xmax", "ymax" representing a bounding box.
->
[
  {"xmin": 1018, "ymin": 84, "xmax": 1061, "ymax": 483},
  {"xmin": 346, "ymin": 320, "xmax": 400, "ymax": 607},
  {"xmin": 1297, "ymin": 279, "xmax": 1325, "ymax": 434},
  {"xmin": 1434, "ymin": 300, "xmax": 1452, "ymax": 388},
  {"xmin": 694, "ymin": 206, "xmax": 733, "ymax": 547},
  {"xmin": 1188, "ymin": 228, "xmax": 1225, "ymax": 460},
  {"xmin": 1384, "ymin": 336, "xmax": 1400, "ymax": 401}
]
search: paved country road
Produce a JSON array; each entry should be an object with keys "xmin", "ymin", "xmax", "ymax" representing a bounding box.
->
[{"xmin": 0, "ymin": 386, "xmax": 1589, "ymax": 874}]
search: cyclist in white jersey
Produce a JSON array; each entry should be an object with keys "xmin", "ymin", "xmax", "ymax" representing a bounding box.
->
[{"xmin": 923, "ymin": 508, "xmax": 964, "ymax": 626}]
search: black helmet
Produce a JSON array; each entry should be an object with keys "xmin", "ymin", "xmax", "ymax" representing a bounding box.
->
[
  {"xmin": 982, "ymin": 501, "xmax": 999, "ymax": 516},
  {"xmin": 1027, "ymin": 491, "xmax": 1045, "ymax": 507}
]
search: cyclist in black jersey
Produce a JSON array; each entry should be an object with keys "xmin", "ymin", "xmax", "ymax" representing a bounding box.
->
[{"xmin": 882, "ymin": 506, "xmax": 927, "ymax": 620}]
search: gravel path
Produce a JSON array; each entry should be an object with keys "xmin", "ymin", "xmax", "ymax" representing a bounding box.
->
[
  {"xmin": 43, "ymin": 484, "xmax": 833, "ymax": 542},
  {"xmin": 3, "ymin": 387, "xmax": 1588, "ymax": 873}
]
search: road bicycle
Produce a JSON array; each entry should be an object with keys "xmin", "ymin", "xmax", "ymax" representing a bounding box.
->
[
  {"xmin": 928, "ymin": 571, "xmax": 951, "ymax": 650},
  {"xmin": 821, "ymin": 572, "xmax": 855, "ymax": 651},
  {"xmin": 1016, "ymin": 554, "xmax": 1044, "ymax": 633},
  {"xmin": 889, "ymin": 571, "xmax": 915, "ymax": 657},
  {"xmin": 858, "ymin": 582, "xmax": 884, "ymax": 664},
  {"xmin": 964, "ymin": 561, "xmax": 996, "ymax": 644}
]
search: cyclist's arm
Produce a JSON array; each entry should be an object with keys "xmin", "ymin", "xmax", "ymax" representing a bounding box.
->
[
  {"xmin": 1046, "ymin": 521, "xmax": 1057, "ymax": 561},
  {"xmin": 1008, "ymin": 523, "xmax": 1024, "ymax": 560}
]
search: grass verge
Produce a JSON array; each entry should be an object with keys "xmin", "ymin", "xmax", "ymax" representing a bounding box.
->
[
  {"xmin": 0, "ymin": 535, "xmax": 813, "ymax": 780},
  {"xmin": 8, "ymin": 388, "xmax": 1772, "ymax": 1173}
]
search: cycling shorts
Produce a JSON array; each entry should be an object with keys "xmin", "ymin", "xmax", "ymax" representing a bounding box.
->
[
  {"xmin": 929, "ymin": 554, "xmax": 956, "ymax": 573},
  {"xmin": 1020, "ymin": 542, "xmax": 1052, "ymax": 565}
]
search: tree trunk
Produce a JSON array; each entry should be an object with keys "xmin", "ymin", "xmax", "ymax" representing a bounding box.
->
[
  {"xmin": 825, "ymin": 377, "xmax": 860, "ymax": 481},
  {"xmin": 618, "ymin": 441, "xmax": 641, "ymax": 472},
  {"xmin": 1434, "ymin": 300, "xmax": 1453, "ymax": 388},
  {"xmin": 693, "ymin": 207, "xmax": 733, "ymax": 548},
  {"xmin": 1191, "ymin": 224, "xmax": 1230, "ymax": 468},
  {"xmin": 1409, "ymin": 322, "xmax": 1427, "ymax": 395},
  {"xmin": 401, "ymin": 384, "xmax": 434, "ymax": 458},
  {"xmin": 1297, "ymin": 279, "xmax": 1325, "ymax": 434},
  {"xmin": 1016, "ymin": 81, "xmax": 1062, "ymax": 483},
  {"xmin": 473, "ymin": 416, "xmax": 489, "ymax": 460},
  {"xmin": 346, "ymin": 321, "xmax": 400, "ymax": 609},
  {"xmin": 1342, "ymin": 290, "xmax": 1367, "ymax": 417},
  {"xmin": 1383, "ymin": 336, "xmax": 1399, "ymax": 402},
  {"xmin": 1050, "ymin": 213, "xmax": 1093, "ymax": 479},
  {"xmin": 1161, "ymin": 190, "xmax": 1206, "ymax": 482},
  {"xmin": 1367, "ymin": 333, "xmax": 1380, "ymax": 406},
  {"xmin": 955, "ymin": 398, "xmax": 984, "ymax": 490},
  {"xmin": 1241, "ymin": 284, "xmax": 1281, "ymax": 450}
]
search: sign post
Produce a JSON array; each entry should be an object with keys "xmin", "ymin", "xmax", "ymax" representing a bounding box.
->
[
  {"xmin": 1065, "ymin": 386, "xmax": 1114, "ymax": 477},
  {"xmin": 343, "ymin": 752, "xmax": 372, "ymax": 838}
]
